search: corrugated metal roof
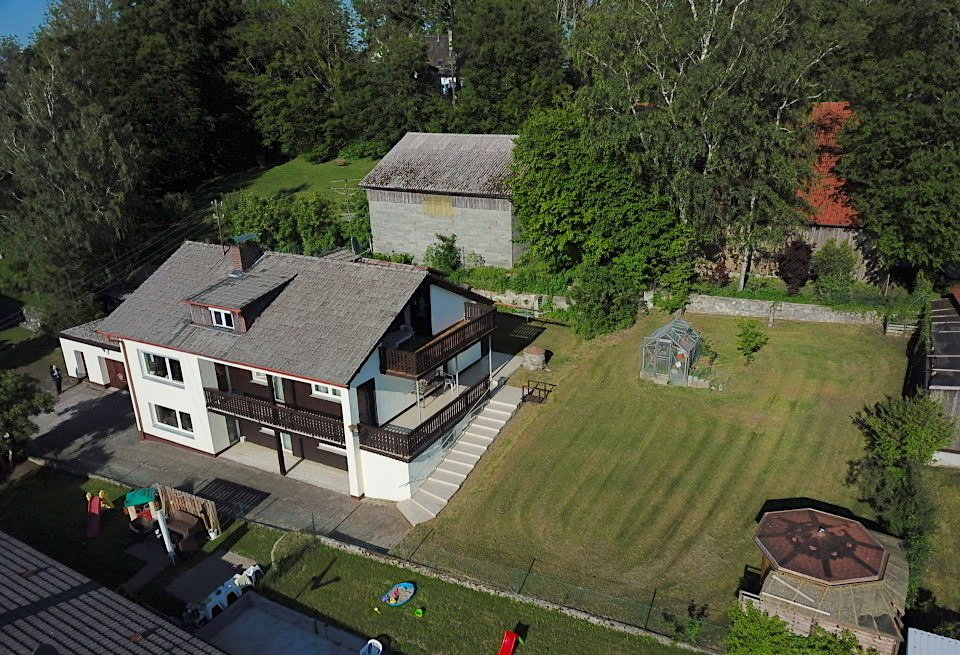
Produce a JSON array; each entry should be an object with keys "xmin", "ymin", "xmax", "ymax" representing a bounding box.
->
[
  {"xmin": 360, "ymin": 132, "xmax": 516, "ymax": 198},
  {"xmin": 908, "ymin": 629, "xmax": 960, "ymax": 655},
  {"xmin": 96, "ymin": 242, "xmax": 432, "ymax": 385},
  {"xmin": 0, "ymin": 530, "xmax": 227, "ymax": 655}
]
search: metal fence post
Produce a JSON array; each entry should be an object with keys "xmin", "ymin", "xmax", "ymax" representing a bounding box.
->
[
  {"xmin": 311, "ymin": 513, "xmax": 316, "ymax": 534},
  {"xmin": 644, "ymin": 588, "xmax": 657, "ymax": 630}
]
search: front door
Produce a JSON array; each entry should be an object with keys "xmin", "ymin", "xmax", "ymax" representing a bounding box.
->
[
  {"xmin": 105, "ymin": 359, "xmax": 128, "ymax": 390},
  {"xmin": 356, "ymin": 379, "xmax": 377, "ymax": 426}
]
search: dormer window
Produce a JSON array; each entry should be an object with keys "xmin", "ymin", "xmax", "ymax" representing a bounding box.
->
[{"xmin": 210, "ymin": 308, "xmax": 235, "ymax": 330}]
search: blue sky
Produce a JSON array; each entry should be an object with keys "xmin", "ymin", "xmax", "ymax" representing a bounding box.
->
[{"xmin": 0, "ymin": 0, "xmax": 51, "ymax": 45}]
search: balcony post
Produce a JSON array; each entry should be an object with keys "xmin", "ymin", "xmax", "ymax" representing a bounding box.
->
[
  {"xmin": 341, "ymin": 388, "xmax": 365, "ymax": 498},
  {"xmin": 274, "ymin": 432, "xmax": 287, "ymax": 476}
]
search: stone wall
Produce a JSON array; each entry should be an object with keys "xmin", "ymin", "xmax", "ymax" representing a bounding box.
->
[
  {"xmin": 685, "ymin": 294, "xmax": 879, "ymax": 325},
  {"xmin": 367, "ymin": 189, "xmax": 523, "ymax": 268},
  {"xmin": 469, "ymin": 289, "xmax": 569, "ymax": 312}
]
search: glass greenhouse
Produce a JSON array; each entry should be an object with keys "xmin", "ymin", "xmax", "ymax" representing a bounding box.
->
[{"xmin": 640, "ymin": 318, "xmax": 702, "ymax": 386}]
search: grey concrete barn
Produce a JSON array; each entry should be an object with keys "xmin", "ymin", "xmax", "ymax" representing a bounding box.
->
[{"xmin": 360, "ymin": 132, "xmax": 523, "ymax": 268}]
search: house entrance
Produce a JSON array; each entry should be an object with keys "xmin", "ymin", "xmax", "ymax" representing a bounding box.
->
[{"xmin": 105, "ymin": 359, "xmax": 128, "ymax": 390}]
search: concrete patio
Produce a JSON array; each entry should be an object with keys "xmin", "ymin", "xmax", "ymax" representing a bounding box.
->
[{"xmin": 219, "ymin": 441, "xmax": 350, "ymax": 495}]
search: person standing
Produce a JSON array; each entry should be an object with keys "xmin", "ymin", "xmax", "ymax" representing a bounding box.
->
[{"xmin": 50, "ymin": 364, "xmax": 62, "ymax": 395}]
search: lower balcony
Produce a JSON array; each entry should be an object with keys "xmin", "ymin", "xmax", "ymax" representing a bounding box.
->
[
  {"xmin": 204, "ymin": 387, "xmax": 345, "ymax": 447},
  {"xmin": 358, "ymin": 375, "xmax": 491, "ymax": 462}
]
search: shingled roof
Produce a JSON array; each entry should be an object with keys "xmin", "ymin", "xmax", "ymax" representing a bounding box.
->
[
  {"xmin": 361, "ymin": 132, "xmax": 516, "ymax": 198},
  {"xmin": 0, "ymin": 530, "xmax": 226, "ymax": 655},
  {"xmin": 96, "ymin": 242, "xmax": 441, "ymax": 385}
]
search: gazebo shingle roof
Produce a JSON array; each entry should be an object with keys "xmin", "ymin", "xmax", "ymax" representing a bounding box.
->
[{"xmin": 360, "ymin": 132, "xmax": 516, "ymax": 198}]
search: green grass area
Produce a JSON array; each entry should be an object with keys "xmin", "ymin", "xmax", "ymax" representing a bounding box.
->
[
  {"xmin": 244, "ymin": 156, "xmax": 378, "ymax": 198},
  {"xmin": 0, "ymin": 465, "xmax": 142, "ymax": 588},
  {"xmin": 0, "ymin": 325, "xmax": 65, "ymax": 386},
  {"xmin": 397, "ymin": 314, "xmax": 909, "ymax": 642},
  {"xmin": 230, "ymin": 525, "xmax": 689, "ymax": 655},
  {"xmin": 923, "ymin": 467, "xmax": 960, "ymax": 613}
]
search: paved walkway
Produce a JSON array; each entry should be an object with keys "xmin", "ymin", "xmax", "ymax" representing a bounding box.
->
[{"xmin": 28, "ymin": 384, "xmax": 411, "ymax": 551}]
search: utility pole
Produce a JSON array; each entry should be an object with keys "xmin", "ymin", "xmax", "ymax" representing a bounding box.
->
[{"xmin": 212, "ymin": 199, "xmax": 226, "ymax": 254}]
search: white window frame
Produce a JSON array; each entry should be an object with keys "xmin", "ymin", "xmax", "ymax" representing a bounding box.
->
[
  {"xmin": 311, "ymin": 382, "xmax": 343, "ymax": 400},
  {"xmin": 141, "ymin": 351, "xmax": 184, "ymax": 385},
  {"xmin": 209, "ymin": 308, "xmax": 235, "ymax": 330},
  {"xmin": 151, "ymin": 404, "xmax": 194, "ymax": 438},
  {"xmin": 251, "ymin": 370, "xmax": 268, "ymax": 385}
]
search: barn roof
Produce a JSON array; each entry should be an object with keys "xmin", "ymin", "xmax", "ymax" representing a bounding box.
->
[
  {"xmin": 360, "ymin": 132, "xmax": 516, "ymax": 198},
  {"xmin": 799, "ymin": 101, "xmax": 859, "ymax": 228}
]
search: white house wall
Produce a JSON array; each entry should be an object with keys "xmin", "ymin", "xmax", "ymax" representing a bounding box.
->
[
  {"xmin": 58, "ymin": 338, "xmax": 124, "ymax": 386},
  {"xmin": 352, "ymin": 348, "xmax": 417, "ymax": 425},
  {"xmin": 430, "ymin": 284, "xmax": 467, "ymax": 335},
  {"xmin": 359, "ymin": 449, "xmax": 413, "ymax": 501},
  {"xmin": 125, "ymin": 340, "xmax": 222, "ymax": 454},
  {"xmin": 450, "ymin": 342, "xmax": 482, "ymax": 373}
]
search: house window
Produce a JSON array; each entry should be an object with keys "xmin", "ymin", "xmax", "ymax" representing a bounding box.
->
[
  {"xmin": 209, "ymin": 308, "xmax": 235, "ymax": 330},
  {"xmin": 311, "ymin": 383, "xmax": 343, "ymax": 400},
  {"xmin": 251, "ymin": 370, "xmax": 267, "ymax": 384},
  {"xmin": 423, "ymin": 195, "xmax": 453, "ymax": 217},
  {"xmin": 152, "ymin": 404, "xmax": 193, "ymax": 436},
  {"xmin": 142, "ymin": 352, "xmax": 183, "ymax": 383}
]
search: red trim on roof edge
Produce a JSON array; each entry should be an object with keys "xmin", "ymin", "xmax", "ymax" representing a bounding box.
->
[{"xmin": 96, "ymin": 331, "xmax": 348, "ymax": 389}]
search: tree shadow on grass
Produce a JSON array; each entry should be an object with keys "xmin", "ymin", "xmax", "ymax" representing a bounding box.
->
[
  {"xmin": 0, "ymin": 332, "xmax": 58, "ymax": 372},
  {"xmin": 753, "ymin": 497, "xmax": 885, "ymax": 532},
  {"xmin": 906, "ymin": 589, "xmax": 960, "ymax": 638}
]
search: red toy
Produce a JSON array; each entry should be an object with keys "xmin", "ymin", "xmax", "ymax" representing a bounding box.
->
[
  {"xmin": 497, "ymin": 630, "xmax": 523, "ymax": 655},
  {"xmin": 86, "ymin": 495, "xmax": 102, "ymax": 538}
]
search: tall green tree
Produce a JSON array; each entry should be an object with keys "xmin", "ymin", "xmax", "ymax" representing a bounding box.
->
[
  {"xmin": 839, "ymin": 0, "xmax": 960, "ymax": 275},
  {"xmin": 0, "ymin": 370, "xmax": 55, "ymax": 463},
  {"xmin": 571, "ymin": 0, "xmax": 848, "ymax": 289},
  {"xmin": 228, "ymin": 0, "xmax": 352, "ymax": 159},
  {"xmin": 0, "ymin": 44, "xmax": 143, "ymax": 329},
  {"xmin": 39, "ymin": 0, "xmax": 253, "ymax": 190},
  {"xmin": 510, "ymin": 108, "xmax": 692, "ymax": 294},
  {"xmin": 454, "ymin": 0, "xmax": 568, "ymax": 133}
]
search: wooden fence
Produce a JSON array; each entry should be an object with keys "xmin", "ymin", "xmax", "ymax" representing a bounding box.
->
[{"xmin": 156, "ymin": 483, "xmax": 221, "ymax": 535}]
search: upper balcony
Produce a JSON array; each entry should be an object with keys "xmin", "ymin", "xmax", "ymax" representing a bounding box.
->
[
  {"xmin": 204, "ymin": 387, "xmax": 345, "ymax": 448},
  {"xmin": 379, "ymin": 303, "xmax": 496, "ymax": 379}
]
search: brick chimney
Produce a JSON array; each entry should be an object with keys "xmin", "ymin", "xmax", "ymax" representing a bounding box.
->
[{"xmin": 229, "ymin": 234, "xmax": 262, "ymax": 271}]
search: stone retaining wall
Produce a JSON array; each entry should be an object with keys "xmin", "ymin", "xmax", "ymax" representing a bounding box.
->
[
  {"xmin": 685, "ymin": 294, "xmax": 879, "ymax": 325},
  {"xmin": 471, "ymin": 289, "xmax": 569, "ymax": 312}
]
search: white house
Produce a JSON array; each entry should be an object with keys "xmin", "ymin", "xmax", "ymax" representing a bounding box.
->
[{"xmin": 59, "ymin": 240, "xmax": 498, "ymax": 501}]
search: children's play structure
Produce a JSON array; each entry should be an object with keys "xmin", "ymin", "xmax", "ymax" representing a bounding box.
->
[
  {"xmin": 183, "ymin": 564, "xmax": 263, "ymax": 628},
  {"xmin": 359, "ymin": 639, "xmax": 384, "ymax": 655},
  {"xmin": 84, "ymin": 490, "xmax": 113, "ymax": 538}
]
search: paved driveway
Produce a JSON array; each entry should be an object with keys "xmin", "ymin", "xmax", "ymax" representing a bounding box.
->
[{"xmin": 28, "ymin": 383, "xmax": 411, "ymax": 551}]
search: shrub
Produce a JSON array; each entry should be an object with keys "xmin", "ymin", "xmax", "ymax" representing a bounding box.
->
[
  {"xmin": 568, "ymin": 266, "xmax": 638, "ymax": 339},
  {"xmin": 423, "ymin": 234, "xmax": 461, "ymax": 272},
  {"xmin": 777, "ymin": 240, "xmax": 813, "ymax": 294},
  {"xmin": 736, "ymin": 320, "xmax": 769, "ymax": 364},
  {"xmin": 727, "ymin": 603, "xmax": 869, "ymax": 654},
  {"xmin": 812, "ymin": 239, "xmax": 857, "ymax": 300},
  {"xmin": 368, "ymin": 252, "xmax": 414, "ymax": 264}
]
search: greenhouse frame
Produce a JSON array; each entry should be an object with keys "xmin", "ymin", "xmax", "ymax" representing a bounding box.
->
[{"xmin": 641, "ymin": 318, "xmax": 703, "ymax": 386}]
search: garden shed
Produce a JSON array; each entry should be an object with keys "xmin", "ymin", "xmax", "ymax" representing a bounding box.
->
[{"xmin": 641, "ymin": 318, "xmax": 702, "ymax": 386}]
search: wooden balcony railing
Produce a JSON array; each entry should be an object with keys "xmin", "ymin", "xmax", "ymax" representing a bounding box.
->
[
  {"xmin": 204, "ymin": 387, "xmax": 345, "ymax": 447},
  {"xmin": 380, "ymin": 303, "xmax": 496, "ymax": 379},
  {"xmin": 359, "ymin": 376, "xmax": 490, "ymax": 461}
]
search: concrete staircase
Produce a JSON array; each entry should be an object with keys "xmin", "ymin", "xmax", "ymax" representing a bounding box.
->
[{"xmin": 397, "ymin": 384, "xmax": 523, "ymax": 526}]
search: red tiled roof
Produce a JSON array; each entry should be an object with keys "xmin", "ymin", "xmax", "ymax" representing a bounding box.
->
[
  {"xmin": 951, "ymin": 285, "xmax": 960, "ymax": 304},
  {"xmin": 755, "ymin": 508, "xmax": 889, "ymax": 586},
  {"xmin": 799, "ymin": 101, "xmax": 859, "ymax": 228}
]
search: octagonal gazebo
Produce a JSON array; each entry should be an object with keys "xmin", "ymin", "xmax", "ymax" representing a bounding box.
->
[{"xmin": 640, "ymin": 318, "xmax": 702, "ymax": 386}]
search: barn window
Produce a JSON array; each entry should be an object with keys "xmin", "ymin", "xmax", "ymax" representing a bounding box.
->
[{"xmin": 422, "ymin": 194, "xmax": 453, "ymax": 217}]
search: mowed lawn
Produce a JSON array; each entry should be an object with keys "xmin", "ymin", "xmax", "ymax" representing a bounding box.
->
[
  {"xmin": 924, "ymin": 467, "xmax": 960, "ymax": 612},
  {"xmin": 400, "ymin": 314, "xmax": 908, "ymax": 627},
  {"xmin": 245, "ymin": 156, "xmax": 378, "ymax": 197}
]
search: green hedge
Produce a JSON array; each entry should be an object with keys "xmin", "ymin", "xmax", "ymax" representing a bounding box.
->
[{"xmin": 449, "ymin": 265, "xmax": 572, "ymax": 297}]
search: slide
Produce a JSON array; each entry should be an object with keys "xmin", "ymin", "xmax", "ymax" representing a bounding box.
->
[
  {"xmin": 86, "ymin": 495, "xmax": 102, "ymax": 538},
  {"xmin": 497, "ymin": 631, "xmax": 521, "ymax": 655}
]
